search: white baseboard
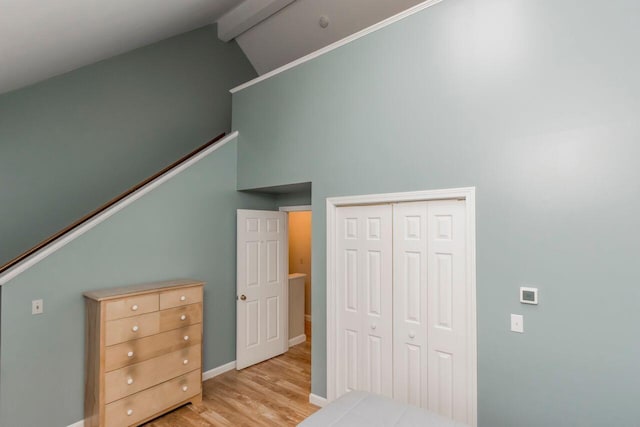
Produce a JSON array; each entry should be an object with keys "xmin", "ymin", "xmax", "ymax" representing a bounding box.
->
[
  {"xmin": 203, "ymin": 360, "xmax": 237, "ymax": 381},
  {"xmin": 289, "ymin": 334, "xmax": 306, "ymax": 347},
  {"xmin": 67, "ymin": 420, "xmax": 84, "ymax": 427},
  {"xmin": 305, "ymin": 314, "xmax": 311, "ymax": 322},
  {"xmin": 309, "ymin": 393, "xmax": 328, "ymax": 407}
]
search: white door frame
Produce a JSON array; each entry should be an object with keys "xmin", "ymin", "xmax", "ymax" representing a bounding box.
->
[
  {"xmin": 326, "ymin": 187, "xmax": 477, "ymax": 426},
  {"xmin": 279, "ymin": 205, "xmax": 312, "ymax": 212}
]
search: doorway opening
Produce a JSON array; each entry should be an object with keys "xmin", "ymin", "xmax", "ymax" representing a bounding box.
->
[
  {"xmin": 281, "ymin": 206, "xmax": 312, "ymax": 347},
  {"xmin": 236, "ymin": 182, "xmax": 312, "ymax": 372}
]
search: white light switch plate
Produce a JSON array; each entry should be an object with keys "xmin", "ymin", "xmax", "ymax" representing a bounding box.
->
[{"xmin": 510, "ymin": 314, "xmax": 523, "ymax": 333}]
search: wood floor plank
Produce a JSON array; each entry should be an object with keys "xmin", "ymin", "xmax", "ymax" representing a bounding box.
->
[{"xmin": 144, "ymin": 340, "xmax": 318, "ymax": 427}]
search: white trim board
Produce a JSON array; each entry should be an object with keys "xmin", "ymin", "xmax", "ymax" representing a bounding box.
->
[
  {"xmin": 279, "ymin": 205, "xmax": 312, "ymax": 212},
  {"xmin": 66, "ymin": 360, "xmax": 238, "ymax": 427},
  {"xmin": 289, "ymin": 334, "xmax": 307, "ymax": 347},
  {"xmin": 309, "ymin": 393, "xmax": 328, "ymax": 408},
  {"xmin": 0, "ymin": 131, "xmax": 240, "ymax": 286},
  {"xmin": 230, "ymin": 0, "xmax": 443, "ymax": 93},
  {"xmin": 202, "ymin": 360, "xmax": 237, "ymax": 381},
  {"xmin": 325, "ymin": 187, "xmax": 477, "ymax": 426}
]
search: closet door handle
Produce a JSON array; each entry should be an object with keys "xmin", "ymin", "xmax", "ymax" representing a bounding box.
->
[
  {"xmin": 370, "ymin": 323, "xmax": 377, "ymax": 330},
  {"xmin": 408, "ymin": 331, "xmax": 416, "ymax": 339},
  {"xmin": 240, "ymin": 295, "xmax": 247, "ymax": 301}
]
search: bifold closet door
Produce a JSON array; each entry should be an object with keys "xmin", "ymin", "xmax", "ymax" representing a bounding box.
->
[
  {"xmin": 335, "ymin": 204, "xmax": 393, "ymax": 398},
  {"xmin": 393, "ymin": 200, "xmax": 469, "ymax": 424}
]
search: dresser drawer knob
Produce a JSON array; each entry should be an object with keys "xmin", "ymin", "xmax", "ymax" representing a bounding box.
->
[
  {"xmin": 127, "ymin": 409, "xmax": 133, "ymax": 416},
  {"xmin": 183, "ymin": 359, "xmax": 189, "ymax": 365},
  {"xmin": 131, "ymin": 325, "xmax": 139, "ymax": 332},
  {"xmin": 180, "ymin": 295, "xmax": 187, "ymax": 302},
  {"xmin": 127, "ymin": 378, "xmax": 134, "ymax": 385},
  {"xmin": 182, "ymin": 385, "xmax": 189, "ymax": 392},
  {"xmin": 131, "ymin": 304, "xmax": 139, "ymax": 311},
  {"xmin": 180, "ymin": 314, "xmax": 187, "ymax": 321},
  {"xmin": 127, "ymin": 351, "xmax": 134, "ymax": 358},
  {"xmin": 184, "ymin": 335, "xmax": 190, "ymax": 341}
]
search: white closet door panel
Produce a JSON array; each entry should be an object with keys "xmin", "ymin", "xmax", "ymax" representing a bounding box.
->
[
  {"xmin": 392, "ymin": 201, "xmax": 429, "ymax": 408},
  {"xmin": 363, "ymin": 207, "xmax": 393, "ymax": 397},
  {"xmin": 336, "ymin": 207, "xmax": 362, "ymax": 396},
  {"xmin": 427, "ymin": 200, "xmax": 469, "ymax": 424},
  {"xmin": 336, "ymin": 204, "xmax": 392, "ymax": 398}
]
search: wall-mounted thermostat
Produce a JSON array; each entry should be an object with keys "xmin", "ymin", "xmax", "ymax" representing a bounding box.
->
[{"xmin": 520, "ymin": 287, "xmax": 538, "ymax": 305}]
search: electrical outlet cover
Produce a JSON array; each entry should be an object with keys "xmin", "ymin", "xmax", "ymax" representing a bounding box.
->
[{"xmin": 32, "ymin": 299, "xmax": 44, "ymax": 315}]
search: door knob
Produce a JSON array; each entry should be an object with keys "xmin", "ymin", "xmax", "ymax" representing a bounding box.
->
[{"xmin": 240, "ymin": 295, "xmax": 247, "ymax": 301}]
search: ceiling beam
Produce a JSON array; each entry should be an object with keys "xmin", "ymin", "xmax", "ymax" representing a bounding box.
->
[{"xmin": 217, "ymin": 0, "xmax": 295, "ymax": 42}]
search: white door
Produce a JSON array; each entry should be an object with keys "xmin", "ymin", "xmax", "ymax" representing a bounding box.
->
[
  {"xmin": 236, "ymin": 209, "xmax": 288, "ymax": 370},
  {"xmin": 393, "ymin": 200, "xmax": 470, "ymax": 424},
  {"xmin": 426, "ymin": 200, "xmax": 469, "ymax": 423},
  {"xmin": 335, "ymin": 204, "xmax": 393, "ymax": 398},
  {"xmin": 392, "ymin": 201, "xmax": 429, "ymax": 408}
]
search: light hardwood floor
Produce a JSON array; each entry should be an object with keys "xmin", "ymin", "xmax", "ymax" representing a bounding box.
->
[{"xmin": 144, "ymin": 340, "xmax": 318, "ymax": 426}]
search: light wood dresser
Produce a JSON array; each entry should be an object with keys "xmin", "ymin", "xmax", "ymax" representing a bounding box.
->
[{"xmin": 84, "ymin": 279, "xmax": 204, "ymax": 427}]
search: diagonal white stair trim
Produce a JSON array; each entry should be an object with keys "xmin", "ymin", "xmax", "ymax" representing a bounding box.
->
[{"xmin": 0, "ymin": 131, "xmax": 239, "ymax": 286}]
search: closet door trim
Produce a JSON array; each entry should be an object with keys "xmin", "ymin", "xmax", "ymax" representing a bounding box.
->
[{"xmin": 326, "ymin": 187, "xmax": 477, "ymax": 427}]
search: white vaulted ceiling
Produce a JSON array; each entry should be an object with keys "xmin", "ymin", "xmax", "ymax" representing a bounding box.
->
[
  {"xmin": 0, "ymin": 0, "xmax": 430, "ymax": 94},
  {"xmin": 0, "ymin": 0, "xmax": 243, "ymax": 94}
]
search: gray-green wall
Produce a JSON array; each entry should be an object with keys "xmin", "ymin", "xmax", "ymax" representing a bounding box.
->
[
  {"xmin": 0, "ymin": 24, "xmax": 256, "ymax": 266},
  {"xmin": 0, "ymin": 139, "xmax": 277, "ymax": 426},
  {"xmin": 276, "ymin": 188, "xmax": 312, "ymax": 207},
  {"xmin": 232, "ymin": 1, "xmax": 640, "ymax": 425}
]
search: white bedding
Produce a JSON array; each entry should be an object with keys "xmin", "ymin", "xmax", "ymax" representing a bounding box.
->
[{"xmin": 299, "ymin": 391, "xmax": 466, "ymax": 427}]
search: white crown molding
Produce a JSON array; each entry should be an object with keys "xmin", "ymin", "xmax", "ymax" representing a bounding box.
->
[
  {"xmin": 230, "ymin": 0, "xmax": 443, "ymax": 93},
  {"xmin": 0, "ymin": 131, "xmax": 239, "ymax": 286}
]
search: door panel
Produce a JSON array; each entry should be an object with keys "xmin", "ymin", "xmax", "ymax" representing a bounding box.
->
[
  {"xmin": 393, "ymin": 202, "xmax": 429, "ymax": 408},
  {"xmin": 336, "ymin": 204, "xmax": 393, "ymax": 398},
  {"xmin": 427, "ymin": 200, "xmax": 468, "ymax": 424},
  {"xmin": 236, "ymin": 209, "xmax": 288, "ymax": 370},
  {"xmin": 393, "ymin": 199, "xmax": 469, "ymax": 424}
]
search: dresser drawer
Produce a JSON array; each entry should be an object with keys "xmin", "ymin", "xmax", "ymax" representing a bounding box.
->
[
  {"xmin": 159, "ymin": 286, "xmax": 202, "ymax": 310},
  {"xmin": 159, "ymin": 303, "xmax": 202, "ymax": 332},
  {"xmin": 105, "ymin": 324, "xmax": 202, "ymax": 371},
  {"xmin": 105, "ymin": 294, "xmax": 159, "ymax": 321},
  {"xmin": 105, "ymin": 369, "xmax": 201, "ymax": 427},
  {"xmin": 105, "ymin": 344, "xmax": 201, "ymax": 403},
  {"xmin": 105, "ymin": 312, "xmax": 159, "ymax": 346}
]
